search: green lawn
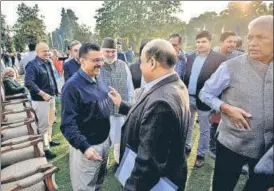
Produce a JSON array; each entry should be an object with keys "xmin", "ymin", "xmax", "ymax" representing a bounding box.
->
[{"xmin": 51, "ymin": 101, "xmax": 248, "ymax": 191}]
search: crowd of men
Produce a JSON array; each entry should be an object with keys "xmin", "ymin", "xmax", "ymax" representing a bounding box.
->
[{"xmin": 1, "ymin": 15, "xmax": 273, "ymax": 191}]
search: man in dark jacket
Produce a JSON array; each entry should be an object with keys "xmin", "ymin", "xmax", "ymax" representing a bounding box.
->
[
  {"xmin": 109, "ymin": 39, "xmax": 190, "ymax": 191},
  {"xmin": 25, "ymin": 42, "xmax": 60, "ymax": 159},
  {"xmin": 183, "ymin": 31, "xmax": 226, "ymax": 168},
  {"xmin": 64, "ymin": 40, "xmax": 82, "ymax": 82},
  {"xmin": 129, "ymin": 42, "xmax": 147, "ymax": 89}
]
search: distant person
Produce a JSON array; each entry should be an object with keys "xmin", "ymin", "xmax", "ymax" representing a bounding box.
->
[
  {"xmin": 116, "ymin": 41, "xmax": 127, "ymax": 63},
  {"xmin": 125, "ymin": 46, "xmax": 135, "ymax": 64},
  {"xmin": 19, "ymin": 41, "xmax": 37, "ymax": 75},
  {"xmin": 184, "ymin": 31, "xmax": 226, "ymax": 168},
  {"xmin": 169, "ymin": 33, "xmax": 188, "ymax": 80},
  {"xmin": 64, "ymin": 40, "xmax": 82, "ymax": 82},
  {"xmin": 236, "ymin": 36, "xmax": 245, "ymax": 52},
  {"xmin": 219, "ymin": 31, "xmax": 243, "ymax": 59},
  {"xmin": 129, "ymin": 42, "xmax": 147, "ymax": 89}
]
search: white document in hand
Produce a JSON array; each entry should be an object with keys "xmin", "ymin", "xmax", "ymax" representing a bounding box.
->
[{"xmin": 115, "ymin": 147, "xmax": 178, "ymax": 191}]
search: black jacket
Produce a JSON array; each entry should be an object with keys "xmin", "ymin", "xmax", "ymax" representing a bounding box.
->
[
  {"xmin": 25, "ymin": 57, "xmax": 58, "ymax": 101},
  {"xmin": 183, "ymin": 50, "xmax": 226, "ymax": 111},
  {"xmin": 3, "ymin": 77, "xmax": 25, "ymax": 95},
  {"xmin": 119, "ymin": 74, "xmax": 190, "ymax": 191},
  {"xmin": 129, "ymin": 60, "xmax": 142, "ymax": 89}
]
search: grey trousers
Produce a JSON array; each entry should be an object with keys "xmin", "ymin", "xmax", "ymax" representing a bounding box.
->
[
  {"xmin": 185, "ymin": 104, "xmax": 211, "ymax": 157},
  {"xmin": 32, "ymin": 98, "xmax": 55, "ymax": 151},
  {"xmin": 70, "ymin": 137, "xmax": 111, "ymax": 191},
  {"xmin": 109, "ymin": 116, "xmax": 125, "ymax": 164}
]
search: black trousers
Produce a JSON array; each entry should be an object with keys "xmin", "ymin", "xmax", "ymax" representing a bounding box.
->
[{"xmin": 212, "ymin": 141, "xmax": 273, "ymax": 191}]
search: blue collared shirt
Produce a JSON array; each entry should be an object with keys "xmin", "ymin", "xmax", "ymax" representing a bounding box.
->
[
  {"xmin": 174, "ymin": 51, "xmax": 187, "ymax": 79},
  {"xmin": 188, "ymin": 53, "xmax": 207, "ymax": 105},
  {"xmin": 60, "ymin": 68, "xmax": 110, "ymax": 153},
  {"xmin": 143, "ymin": 73, "xmax": 174, "ymax": 94}
]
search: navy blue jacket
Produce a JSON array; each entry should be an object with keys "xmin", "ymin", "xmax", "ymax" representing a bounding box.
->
[
  {"xmin": 60, "ymin": 69, "xmax": 110, "ymax": 154},
  {"xmin": 64, "ymin": 58, "xmax": 80, "ymax": 82},
  {"xmin": 25, "ymin": 56, "xmax": 58, "ymax": 101}
]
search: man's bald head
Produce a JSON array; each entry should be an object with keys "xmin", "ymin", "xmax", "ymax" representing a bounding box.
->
[
  {"xmin": 140, "ymin": 39, "xmax": 177, "ymax": 83},
  {"xmin": 36, "ymin": 42, "xmax": 50, "ymax": 61},
  {"xmin": 142, "ymin": 39, "xmax": 177, "ymax": 68}
]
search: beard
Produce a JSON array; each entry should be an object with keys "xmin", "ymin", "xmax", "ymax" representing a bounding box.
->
[{"xmin": 103, "ymin": 55, "xmax": 117, "ymax": 64}]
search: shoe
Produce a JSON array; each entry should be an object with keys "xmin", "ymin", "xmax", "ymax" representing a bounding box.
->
[
  {"xmin": 208, "ymin": 150, "xmax": 216, "ymax": 159},
  {"xmin": 241, "ymin": 164, "xmax": 249, "ymax": 175},
  {"xmin": 185, "ymin": 148, "xmax": 191, "ymax": 157},
  {"xmin": 195, "ymin": 156, "xmax": 205, "ymax": 168},
  {"xmin": 45, "ymin": 150, "xmax": 57, "ymax": 159},
  {"xmin": 49, "ymin": 141, "xmax": 60, "ymax": 147},
  {"xmin": 112, "ymin": 163, "xmax": 119, "ymax": 173}
]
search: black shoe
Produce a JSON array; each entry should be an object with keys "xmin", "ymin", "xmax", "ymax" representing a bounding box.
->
[
  {"xmin": 185, "ymin": 148, "xmax": 191, "ymax": 157},
  {"xmin": 45, "ymin": 150, "xmax": 57, "ymax": 159},
  {"xmin": 112, "ymin": 163, "xmax": 119, "ymax": 173},
  {"xmin": 195, "ymin": 155, "xmax": 205, "ymax": 168},
  {"xmin": 49, "ymin": 141, "xmax": 60, "ymax": 147}
]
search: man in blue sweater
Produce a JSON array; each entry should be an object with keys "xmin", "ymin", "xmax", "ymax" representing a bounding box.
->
[{"xmin": 61, "ymin": 43, "xmax": 111, "ymax": 190}]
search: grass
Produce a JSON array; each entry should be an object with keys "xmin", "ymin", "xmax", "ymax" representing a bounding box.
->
[{"xmin": 51, "ymin": 101, "xmax": 248, "ymax": 191}]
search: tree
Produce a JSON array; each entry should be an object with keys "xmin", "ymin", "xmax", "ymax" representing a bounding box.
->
[
  {"xmin": 94, "ymin": 1, "xmax": 184, "ymax": 51},
  {"xmin": 12, "ymin": 3, "xmax": 46, "ymax": 51},
  {"xmin": 1, "ymin": 14, "xmax": 7, "ymax": 51},
  {"xmin": 74, "ymin": 24, "xmax": 93, "ymax": 43}
]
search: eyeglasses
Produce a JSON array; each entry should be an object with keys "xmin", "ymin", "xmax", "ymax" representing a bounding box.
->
[{"xmin": 84, "ymin": 57, "xmax": 104, "ymax": 63}]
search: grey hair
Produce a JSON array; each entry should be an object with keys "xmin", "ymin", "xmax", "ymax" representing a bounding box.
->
[
  {"xmin": 248, "ymin": 15, "xmax": 273, "ymax": 30},
  {"xmin": 2, "ymin": 67, "xmax": 15, "ymax": 77},
  {"xmin": 70, "ymin": 40, "xmax": 81, "ymax": 48}
]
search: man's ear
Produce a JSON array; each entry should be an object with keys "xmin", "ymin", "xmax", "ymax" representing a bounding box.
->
[{"xmin": 150, "ymin": 57, "xmax": 157, "ymax": 71}]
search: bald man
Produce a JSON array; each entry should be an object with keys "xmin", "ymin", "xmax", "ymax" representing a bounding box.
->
[
  {"xmin": 200, "ymin": 15, "xmax": 273, "ymax": 191},
  {"xmin": 109, "ymin": 39, "xmax": 190, "ymax": 190},
  {"xmin": 25, "ymin": 42, "xmax": 59, "ymax": 159}
]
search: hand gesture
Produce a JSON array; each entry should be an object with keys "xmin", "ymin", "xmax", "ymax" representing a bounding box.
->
[
  {"xmin": 221, "ymin": 104, "xmax": 252, "ymax": 130},
  {"xmin": 108, "ymin": 86, "xmax": 122, "ymax": 106}
]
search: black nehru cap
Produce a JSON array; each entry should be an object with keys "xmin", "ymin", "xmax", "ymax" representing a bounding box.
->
[{"xmin": 101, "ymin": 37, "xmax": 116, "ymax": 49}]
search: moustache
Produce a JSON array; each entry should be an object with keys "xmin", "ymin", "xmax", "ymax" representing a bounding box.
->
[{"xmin": 94, "ymin": 65, "xmax": 101, "ymax": 69}]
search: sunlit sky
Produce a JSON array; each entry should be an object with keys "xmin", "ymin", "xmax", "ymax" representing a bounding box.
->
[{"xmin": 1, "ymin": 1, "xmax": 271, "ymax": 33}]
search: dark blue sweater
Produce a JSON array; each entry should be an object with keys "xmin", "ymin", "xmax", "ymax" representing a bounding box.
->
[
  {"xmin": 60, "ymin": 69, "xmax": 110, "ymax": 153},
  {"xmin": 64, "ymin": 58, "xmax": 80, "ymax": 82}
]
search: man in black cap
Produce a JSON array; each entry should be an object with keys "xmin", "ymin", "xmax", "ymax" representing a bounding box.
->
[{"xmin": 99, "ymin": 37, "xmax": 134, "ymax": 169}]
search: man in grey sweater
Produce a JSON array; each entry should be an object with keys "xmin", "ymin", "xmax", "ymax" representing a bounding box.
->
[{"xmin": 199, "ymin": 15, "xmax": 273, "ymax": 191}]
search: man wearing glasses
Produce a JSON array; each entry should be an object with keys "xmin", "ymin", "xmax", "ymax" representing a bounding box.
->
[
  {"xmin": 64, "ymin": 40, "xmax": 82, "ymax": 82},
  {"xmin": 61, "ymin": 43, "xmax": 111, "ymax": 190},
  {"xmin": 99, "ymin": 37, "xmax": 134, "ymax": 169}
]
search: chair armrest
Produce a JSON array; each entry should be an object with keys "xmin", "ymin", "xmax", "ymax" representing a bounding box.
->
[
  {"xmin": 5, "ymin": 94, "xmax": 28, "ymax": 101},
  {"xmin": 2, "ymin": 107, "xmax": 33, "ymax": 116},
  {"xmin": 2, "ymin": 99, "xmax": 29, "ymax": 106},
  {"xmin": 1, "ymin": 135, "xmax": 42, "ymax": 147},
  {"xmin": 1, "ymin": 138, "xmax": 43, "ymax": 154},
  {"xmin": 5, "ymin": 166, "xmax": 59, "ymax": 191},
  {"xmin": 1, "ymin": 163, "xmax": 54, "ymax": 184},
  {"xmin": 1, "ymin": 118, "xmax": 35, "ymax": 131}
]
